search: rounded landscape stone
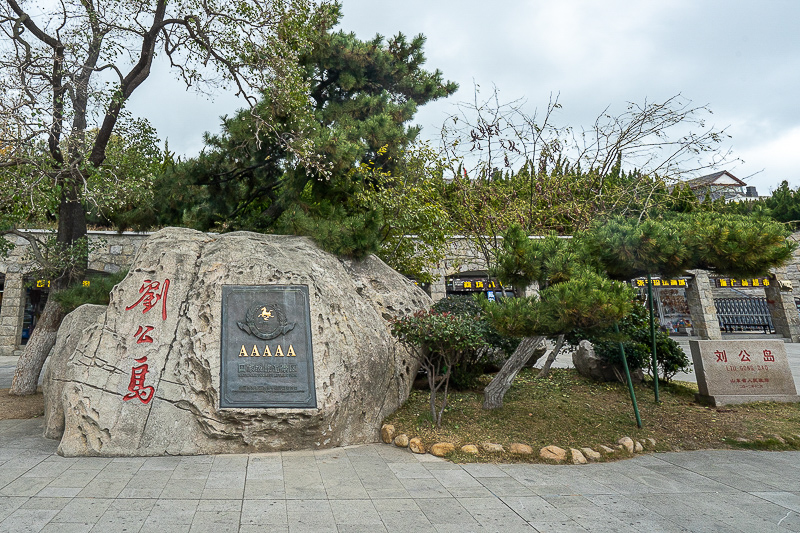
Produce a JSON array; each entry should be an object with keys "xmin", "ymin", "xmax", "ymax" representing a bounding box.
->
[
  {"xmin": 539, "ymin": 445, "xmax": 567, "ymax": 462},
  {"xmin": 381, "ymin": 425, "xmax": 396, "ymax": 444},
  {"xmin": 461, "ymin": 445, "xmax": 479, "ymax": 454},
  {"xmin": 510, "ymin": 443, "xmax": 533, "ymax": 455},
  {"xmin": 580, "ymin": 447, "xmax": 601, "ymax": 461},
  {"xmin": 617, "ymin": 437, "xmax": 635, "ymax": 453},
  {"xmin": 570, "ymin": 448, "xmax": 588, "ymax": 465},
  {"xmin": 409, "ymin": 438, "xmax": 425, "ymax": 454},
  {"xmin": 394, "ymin": 434, "xmax": 409, "ymax": 448},
  {"xmin": 482, "ymin": 442, "xmax": 505, "ymax": 453},
  {"xmin": 431, "ymin": 442, "xmax": 455, "ymax": 457}
]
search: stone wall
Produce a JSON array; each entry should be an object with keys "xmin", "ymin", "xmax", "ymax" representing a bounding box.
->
[{"xmin": 0, "ymin": 231, "xmax": 151, "ymax": 355}]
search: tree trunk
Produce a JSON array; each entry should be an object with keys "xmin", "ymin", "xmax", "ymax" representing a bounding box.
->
[
  {"xmin": 9, "ymin": 298, "xmax": 65, "ymax": 396},
  {"xmin": 537, "ymin": 334, "xmax": 565, "ymax": 379},
  {"xmin": 482, "ymin": 335, "xmax": 545, "ymax": 409}
]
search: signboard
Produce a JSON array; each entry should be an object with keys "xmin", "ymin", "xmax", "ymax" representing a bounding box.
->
[
  {"xmin": 689, "ymin": 340, "xmax": 800, "ymax": 406},
  {"xmin": 713, "ymin": 277, "xmax": 771, "ymax": 288},
  {"xmin": 631, "ymin": 278, "xmax": 688, "ymax": 288},
  {"xmin": 220, "ymin": 285, "xmax": 316, "ymax": 409},
  {"xmin": 448, "ymin": 278, "xmax": 508, "ymax": 292}
]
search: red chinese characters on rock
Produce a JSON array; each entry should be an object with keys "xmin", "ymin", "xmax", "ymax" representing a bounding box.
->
[
  {"xmin": 123, "ymin": 357, "xmax": 155, "ymax": 404},
  {"xmin": 123, "ymin": 278, "xmax": 171, "ymax": 404},
  {"xmin": 763, "ymin": 350, "xmax": 775, "ymax": 362},
  {"xmin": 134, "ymin": 326, "xmax": 154, "ymax": 344},
  {"xmin": 126, "ymin": 279, "xmax": 170, "ymax": 321},
  {"xmin": 714, "ymin": 350, "xmax": 727, "ymax": 363},
  {"xmin": 739, "ymin": 350, "xmax": 751, "ymax": 362}
]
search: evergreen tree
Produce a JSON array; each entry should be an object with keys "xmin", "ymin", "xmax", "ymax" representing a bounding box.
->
[{"xmin": 149, "ymin": 6, "xmax": 457, "ymax": 257}]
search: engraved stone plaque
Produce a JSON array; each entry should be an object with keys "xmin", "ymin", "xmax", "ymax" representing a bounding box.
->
[
  {"xmin": 690, "ymin": 340, "xmax": 800, "ymax": 406},
  {"xmin": 220, "ymin": 285, "xmax": 316, "ymax": 408}
]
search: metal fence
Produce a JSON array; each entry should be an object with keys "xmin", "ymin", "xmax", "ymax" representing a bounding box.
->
[{"xmin": 714, "ymin": 297, "xmax": 774, "ymax": 333}]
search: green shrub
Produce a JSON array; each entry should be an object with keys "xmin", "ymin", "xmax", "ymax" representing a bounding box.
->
[
  {"xmin": 391, "ymin": 309, "xmax": 487, "ymax": 427},
  {"xmin": 52, "ymin": 270, "xmax": 129, "ymax": 314},
  {"xmin": 431, "ymin": 295, "xmax": 519, "ymax": 389},
  {"xmin": 566, "ymin": 301, "xmax": 690, "ymax": 382}
]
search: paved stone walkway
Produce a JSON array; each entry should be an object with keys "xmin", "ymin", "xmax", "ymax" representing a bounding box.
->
[{"xmin": 1, "ymin": 418, "xmax": 800, "ymax": 532}]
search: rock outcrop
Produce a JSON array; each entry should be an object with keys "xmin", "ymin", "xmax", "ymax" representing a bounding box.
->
[
  {"xmin": 43, "ymin": 228, "xmax": 430, "ymax": 456},
  {"xmin": 572, "ymin": 340, "xmax": 643, "ymax": 383},
  {"xmin": 42, "ymin": 304, "xmax": 107, "ymax": 439}
]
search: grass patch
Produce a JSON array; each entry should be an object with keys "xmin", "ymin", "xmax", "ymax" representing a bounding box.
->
[{"xmin": 384, "ymin": 368, "xmax": 800, "ymax": 462}]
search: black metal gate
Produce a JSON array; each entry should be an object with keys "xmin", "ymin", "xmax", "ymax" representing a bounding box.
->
[{"xmin": 714, "ymin": 297, "xmax": 774, "ymax": 333}]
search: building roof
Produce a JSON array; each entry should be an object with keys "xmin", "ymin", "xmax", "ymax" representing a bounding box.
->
[{"xmin": 682, "ymin": 171, "xmax": 748, "ymax": 189}]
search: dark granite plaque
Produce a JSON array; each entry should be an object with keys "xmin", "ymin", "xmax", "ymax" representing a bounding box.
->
[{"xmin": 220, "ymin": 285, "xmax": 316, "ymax": 408}]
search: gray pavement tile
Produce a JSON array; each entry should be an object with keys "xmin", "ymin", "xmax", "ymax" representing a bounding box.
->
[
  {"xmin": 386, "ymin": 462, "xmax": 433, "ymax": 479},
  {"xmin": 160, "ymin": 480, "xmax": 206, "ymax": 499},
  {"xmin": 243, "ymin": 479, "xmax": 286, "ymax": 499},
  {"xmin": 336, "ymin": 524, "xmax": 389, "ymax": 533},
  {"xmin": 36, "ymin": 487, "xmax": 82, "ymax": 498},
  {"xmin": 140, "ymin": 457, "xmax": 182, "ymax": 471},
  {"xmin": 46, "ymin": 469, "xmax": 99, "ymax": 489},
  {"xmin": 431, "ymin": 468, "xmax": 482, "ymax": 488},
  {"xmin": 239, "ymin": 526, "xmax": 289, "ymax": 533},
  {"xmin": 446, "ymin": 485, "xmax": 495, "ymax": 498},
  {"xmin": 39, "ymin": 523, "xmax": 94, "ymax": 533},
  {"xmin": 188, "ymin": 519, "xmax": 240, "ymax": 533},
  {"xmin": 539, "ymin": 494, "xmax": 641, "ymax": 533},
  {"xmin": 75, "ymin": 479, "xmax": 127, "ymax": 499},
  {"xmin": 363, "ymin": 486, "xmax": 413, "ymax": 499},
  {"xmin": 50, "ymin": 497, "xmax": 114, "ymax": 523},
  {"xmin": 322, "ymin": 483, "xmax": 369, "ymax": 500},
  {"xmin": 526, "ymin": 520, "xmax": 591, "ymax": 532},
  {"xmin": 0, "ymin": 508, "xmax": 59, "ymax": 533},
  {"xmin": 461, "ymin": 464, "xmax": 509, "ymax": 478},
  {"xmin": 196, "ymin": 499, "xmax": 242, "ymax": 513},
  {"xmin": 0, "ymin": 476, "xmax": 51, "ymax": 497},
  {"xmin": 328, "ymin": 499, "xmax": 382, "ymax": 524},
  {"xmin": 288, "ymin": 524, "xmax": 336, "ymax": 533},
  {"xmin": 625, "ymin": 493, "xmax": 746, "ymax": 533},
  {"xmin": 108, "ymin": 498, "xmax": 158, "ymax": 512},
  {"xmin": 200, "ymin": 487, "xmax": 244, "ymax": 500},
  {"xmin": 584, "ymin": 494, "xmax": 691, "ymax": 533},
  {"xmin": 751, "ymin": 491, "xmax": 800, "ymax": 513},
  {"xmin": 145, "ymin": 498, "xmax": 199, "ymax": 524},
  {"xmin": 89, "ymin": 509, "xmax": 146, "ymax": 533},
  {"xmin": 475, "ymin": 476, "xmax": 536, "ymax": 497},
  {"xmin": 240, "ymin": 498, "xmax": 287, "ymax": 525},
  {"xmin": 398, "ymin": 478, "xmax": 451, "ymax": 499},
  {"xmin": 141, "ymin": 523, "xmax": 190, "ymax": 533},
  {"xmin": 0, "ymin": 496, "xmax": 28, "ymax": 521},
  {"xmin": 415, "ymin": 497, "xmax": 479, "ymax": 525},
  {"xmin": 19, "ymin": 496, "xmax": 70, "ymax": 510}
]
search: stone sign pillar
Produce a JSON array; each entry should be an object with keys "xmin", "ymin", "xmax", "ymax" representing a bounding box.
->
[
  {"xmin": 690, "ymin": 339, "xmax": 800, "ymax": 406},
  {"xmin": 0, "ymin": 272, "xmax": 25, "ymax": 356},
  {"xmin": 684, "ymin": 270, "xmax": 721, "ymax": 340},
  {"xmin": 764, "ymin": 277, "xmax": 800, "ymax": 343}
]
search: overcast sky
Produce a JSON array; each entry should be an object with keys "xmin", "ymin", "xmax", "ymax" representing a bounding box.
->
[{"xmin": 127, "ymin": 0, "xmax": 799, "ymax": 194}]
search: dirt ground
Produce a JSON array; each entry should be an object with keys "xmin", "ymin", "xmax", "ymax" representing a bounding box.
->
[{"xmin": 0, "ymin": 389, "xmax": 44, "ymax": 420}]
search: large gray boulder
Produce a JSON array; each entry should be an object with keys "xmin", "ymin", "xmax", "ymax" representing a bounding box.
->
[
  {"xmin": 44, "ymin": 228, "xmax": 430, "ymax": 456},
  {"xmin": 572, "ymin": 340, "xmax": 643, "ymax": 383},
  {"xmin": 42, "ymin": 304, "xmax": 106, "ymax": 439}
]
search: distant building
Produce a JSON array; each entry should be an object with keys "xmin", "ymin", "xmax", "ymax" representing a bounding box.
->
[{"xmin": 679, "ymin": 171, "xmax": 760, "ymax": 202}]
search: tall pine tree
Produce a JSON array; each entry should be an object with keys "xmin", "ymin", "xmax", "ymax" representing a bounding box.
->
[{"xmin": 146, "ymin": 5, "xmax": 457, "ymax": 257}]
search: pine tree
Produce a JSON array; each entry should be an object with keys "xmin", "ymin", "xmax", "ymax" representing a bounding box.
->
[{"xmin": 149, "ymin": 6, "xmax": 457, "ymax": 257}]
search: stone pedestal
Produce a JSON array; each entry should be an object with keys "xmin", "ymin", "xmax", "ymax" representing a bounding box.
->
[
  {"xmin": 685, "ymin": 270, "xmax": 721, "ymax": 340},
  {"xmin": 0, "ymin": 272, "xmax": 25, "ymax": 356},
  {"xmin": 764, "ymin": 277, "xmax": 800, "ymax": 343}
]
